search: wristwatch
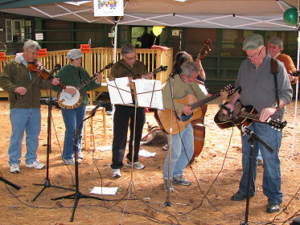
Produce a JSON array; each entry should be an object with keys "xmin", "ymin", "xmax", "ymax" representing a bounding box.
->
[{"xmin": 272, "ymin": 102, "xmax": 279, "ymax": 109}]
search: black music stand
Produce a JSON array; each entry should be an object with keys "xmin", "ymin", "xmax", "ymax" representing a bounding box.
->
[
  {"xmin": 107, "ymin": 77, "xmax": 164, "ymax": 222},
  {"xmin": 240, "ymin": 125, "xmax": 274, "ymax": 225},
  {"xmin": 51, "ymin": 109, "xmax": 107, "ymax": 222},
  {"xmin": 32, "ymin": 69, "xmax": 73, "ymax": 202}
]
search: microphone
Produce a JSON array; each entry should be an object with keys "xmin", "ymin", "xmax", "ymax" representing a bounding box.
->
[
  {"xmin": 47, "ymin": 64, "xmax": 61, "ymax": 79},
  {"xmin": 89, "ymin": 102, "xmax": 102, "ymax": 116}
]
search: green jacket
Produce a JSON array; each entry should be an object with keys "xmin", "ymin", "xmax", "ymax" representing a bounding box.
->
[
  {"xmin": 0, "ymin": 61, "xmax": 49, "ymax": 108},
  {"xmin": 52, "ymin": 63, "xmax": 101, "ymax": 106}
]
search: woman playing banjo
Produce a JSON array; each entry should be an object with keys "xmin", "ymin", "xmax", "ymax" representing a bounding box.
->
[{"xmin": 52, "ymin": 49, "xmax": 102, "ymax": 165}]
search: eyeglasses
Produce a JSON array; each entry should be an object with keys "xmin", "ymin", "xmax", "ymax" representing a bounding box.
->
[{"xmin": 247, "ymin": 47, "xmax": 263, "ymax": 59}]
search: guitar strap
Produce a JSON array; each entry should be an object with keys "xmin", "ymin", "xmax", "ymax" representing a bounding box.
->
[{"xmin": 270, "ymin": 57, "xmax": 280, "ymax": 111}]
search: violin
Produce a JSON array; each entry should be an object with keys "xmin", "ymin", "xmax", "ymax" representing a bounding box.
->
[
  {"xmin": 28, "ymin": 61, "xmax": 49, "ymax": 80},
  {"xmin": 27, "ymin": 61, "xmax": 66, "ymax": 89}
]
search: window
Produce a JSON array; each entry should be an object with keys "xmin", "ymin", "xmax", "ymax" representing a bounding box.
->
[{"xmin": 5, "ymin": 19, "xmax": 25, "ymax": 42}]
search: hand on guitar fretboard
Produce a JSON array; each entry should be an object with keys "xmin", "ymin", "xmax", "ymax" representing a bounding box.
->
[{"xmin": 214, "ymin": 102, "xmax": 287, "ymax": 130}]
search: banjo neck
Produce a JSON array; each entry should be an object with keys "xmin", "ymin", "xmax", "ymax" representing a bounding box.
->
[{"xmin": 77, "ymin": 62, "xmax": 114, "ymax": 91}]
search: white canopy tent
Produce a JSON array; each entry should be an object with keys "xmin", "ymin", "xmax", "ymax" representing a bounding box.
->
[{"xmin": 0, "ymin": 0, "xmax": 298, "ymax": 31}]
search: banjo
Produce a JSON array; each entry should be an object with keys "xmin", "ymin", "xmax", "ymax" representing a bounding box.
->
[{"xmin": 57, "ymin": 62, "xmax": 114, "ymax": 109}]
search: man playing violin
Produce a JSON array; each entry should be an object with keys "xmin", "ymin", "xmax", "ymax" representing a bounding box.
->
[
  {"xmin": 110, "ymin": 43, "xmax": 152, "ymax": 178},
  {"xmin": 0, "ymin": 39, "xmax": 60, "ymax": 173}
]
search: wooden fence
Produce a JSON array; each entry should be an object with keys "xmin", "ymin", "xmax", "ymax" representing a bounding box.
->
[{"xmin": 0, "ymin": 47, "xmax": 173, "ymax": 100}]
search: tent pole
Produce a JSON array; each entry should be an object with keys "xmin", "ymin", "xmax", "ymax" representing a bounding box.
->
[
  {"xmin": 291, "ymin": 2, "xmax": 300, "ymax": 157},
  {"xmin": 113, "ymin": 24, "xmax": 118, "ymax": 63}
]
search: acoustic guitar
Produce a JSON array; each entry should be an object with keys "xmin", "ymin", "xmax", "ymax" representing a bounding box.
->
[
  {"xmin": 214, "ymin": 101, "xmax": 287, "ymax": 130},
  {"xmin": 155, "ymin": 84, "xmax": 234, "ymax": 134}
]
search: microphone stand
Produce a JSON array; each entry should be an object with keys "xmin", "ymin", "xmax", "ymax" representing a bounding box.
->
[
  {"xmin": 51, "ymin": 108, "xmax": 106, "ymax": 222},
  {"xmin": 32, "ymin": 68, "xmax": 73, "ymax": 202},
  {"xmin": 240, "ymin": 125, "xmax": 274, "ymax": 225},
  {"xmin": 155, "ymin": 75, "xmax": 188, "ymax": 211},
  {"xmin": 0, "ymin": 176, "xmax": 21, "ymax": 190}
]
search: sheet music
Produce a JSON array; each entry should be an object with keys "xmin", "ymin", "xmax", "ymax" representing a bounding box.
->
[
  {"xmin": 106, "ymin": 77, "xmax": 133, "ymax": 104},
  {"xmin": 133, "ymin": 79, "xmax": 163, "ymax": 109}
]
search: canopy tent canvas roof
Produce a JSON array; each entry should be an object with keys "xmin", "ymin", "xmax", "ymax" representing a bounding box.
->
[{"xmin": 0, "ymin": 0, "xmax": 298, "ymax": 31}]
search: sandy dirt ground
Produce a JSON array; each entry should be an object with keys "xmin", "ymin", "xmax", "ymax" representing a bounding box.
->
[{"xmin": 0, "ymin": 99, "xmax": 300, "ymax": 225}]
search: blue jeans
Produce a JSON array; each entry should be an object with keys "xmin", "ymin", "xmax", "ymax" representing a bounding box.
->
[
  {"xmin": 163, "ymin": 123, "xmax": 194, "ymax": 179},
  {"xmin": 61, "ymin": 106, "xmax": 86, "ymax": 160},
  {"xmin": 239, "ymin": 122, "xmax": 282, "ymax": 204},
  {"xmin": 8, "ymin": 108, "xmax": 41, "ymax": 165}
]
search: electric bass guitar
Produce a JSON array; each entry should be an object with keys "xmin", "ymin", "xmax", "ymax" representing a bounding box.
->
[
  {"xmin": 155, "ymin": 84, "xmax": 234, "ymax": 134},
  {"xmin": 57, "ymin": 62, "xmax": 114, "ymax": 109},
  {"xmin": 214, "ymin": 101, "xmax": 287, "ymax": 130}
]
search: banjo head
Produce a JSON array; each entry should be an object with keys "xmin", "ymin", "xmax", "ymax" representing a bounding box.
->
[{"xmin": 57, "ymin": 86, "xmax": 82, "ymax": 109}]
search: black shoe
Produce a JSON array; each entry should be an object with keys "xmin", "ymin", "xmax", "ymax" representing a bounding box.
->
[
  {"xmin": 231, "ymin": 191, "xmax": 254, "ymax": 201},
  {"xmin": 267, "ymin": 203, "xmax": 280, "ymax": 213}
]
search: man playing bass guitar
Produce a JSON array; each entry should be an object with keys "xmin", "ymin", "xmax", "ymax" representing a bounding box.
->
[{"xmin": 162, "ymin": 61, "xmax": 228, "ymax": 192}]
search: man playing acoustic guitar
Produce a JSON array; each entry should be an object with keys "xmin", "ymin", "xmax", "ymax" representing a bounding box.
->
[
  {"xmin": 161, "ymin": 61, "xmax": 228, "ymax": 192},
  {"xmin": 224, "ymin": 33, "xmax": 293, "ymax": 213}
]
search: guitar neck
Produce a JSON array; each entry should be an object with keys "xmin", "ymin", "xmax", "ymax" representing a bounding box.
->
[
  {"xmin": 191, "ymin": 92, "xmax": 220, "ymax": 110},
  {"xmin": 239, "ymin": 112, "xmax": 285, "ymax": 128}
]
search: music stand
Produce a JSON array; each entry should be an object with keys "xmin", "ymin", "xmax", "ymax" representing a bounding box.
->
[
  {"xmin": 240, "ymin": 125, "xmax": 274, "ymax": 225},
  {"xmin": 32, "ymin": 68, "xmax": 73, "ymax": 202},
  {"xmin": 107, "ymin": 77, "xmax": 164, "ymax": 221},
  {"xmin": 51, "ymin": 109, "xmax": 107, "ymax": 222}
]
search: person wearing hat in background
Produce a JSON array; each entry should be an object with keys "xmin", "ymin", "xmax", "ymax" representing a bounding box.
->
[
  {"xmin": 256, "ymin": 37, "xmax": 297, "ymax": 166},
  {"xmin": 52, "ymin": 49, "xmax": 102, "ymax": 165},
  {"xmin": 223, "ymin": 33, "xmax": 292, "ymax": 213},
  {"xmin": 268, "ymin": 36, "xmax": 298, "ymax": 85}
]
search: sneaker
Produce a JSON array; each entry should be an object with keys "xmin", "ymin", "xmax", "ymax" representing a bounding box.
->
[
  {"xmin": 231, "ymin": 191, "xmax": 254, "ymax": 201},
  {"xmin": 162, "ymin": 144, "xmax": 169, "ymax": 151},
  {"xmin": 126, "ymin": 160, "xmax": 145, "ymax": 169},
  {"xmin": 63, "ymin": 158, "xmax": 81, "ymax": 165},
  {"xmin": 77, "ymin": 152, "xmax": 84, "ymax": 160},
  {"xmin": 10, "ymin": 164, "xmax": 20, "ymax": 173},
  {"xmin": 267, "ymin": 203, "xmax": 280, "ymax": 213},
  {"xmin": 172, "ymin": 176, "xmax": 192, "ymax": 186},
  {"xmin": 112, "ymin": 169, "xmax": 121, "ymax": 178},
  {"xmin": 163, "ymin": 179, "xmax": 174, "ymax": 192},
  {"xmin": 25, "ymin": 160, "xmax": 45, "ymax": 169}
]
